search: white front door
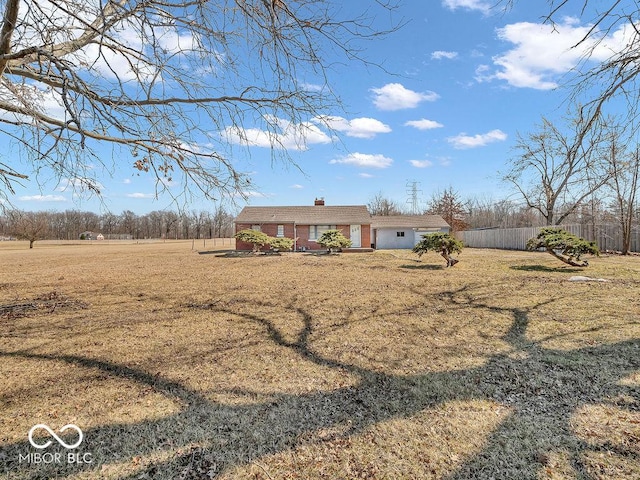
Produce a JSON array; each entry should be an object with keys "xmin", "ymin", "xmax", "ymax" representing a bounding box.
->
[{"xmin": 350, "ymin": 224, "xmax": 361, "ymax": 248}]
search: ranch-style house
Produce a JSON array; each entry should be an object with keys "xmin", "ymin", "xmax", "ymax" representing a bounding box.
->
[
  {"xmin": 235, "ymin": 199, "xmax": 451, "ymax": 251},
  {"xmin": 235, "ymin": 199, "xmax": 371, "ymax": 251}
]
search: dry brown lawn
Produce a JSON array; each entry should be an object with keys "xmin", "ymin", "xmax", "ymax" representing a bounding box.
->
[{"xmin": 0, "ymin": 240, "xmax": 638, "ymax": 479}]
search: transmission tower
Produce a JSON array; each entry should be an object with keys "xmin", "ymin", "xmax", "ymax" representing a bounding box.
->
[{"xmin": 406, "ymin": 180, "xmax": 422, "ymax": 214}]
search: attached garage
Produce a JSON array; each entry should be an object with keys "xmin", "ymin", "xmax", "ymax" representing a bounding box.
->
[
  {"xmin": 371, "ymin": 215, "xmax": 450, "ymax": 250},
  {"xmin": 374, "ymin": 227, "xmax": 416, "ymax": 249}
]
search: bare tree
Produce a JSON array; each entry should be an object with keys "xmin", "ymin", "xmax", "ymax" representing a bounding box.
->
[
  {"xmin": 0, "ymin": 1, "xmax": 398, "ymax": 204},
  {"xmin": 367, "ymin": 191, "xmax": 404, "ymax": 216},
  {"xmin": 608, "ymin": 142, "xmax": 640, "ymax": 254},
  {"xmin": 192, "ymin": 210, "xmax": 205, "ymax": 240},
  {"xmin": 503, "ymin": 111, "xmax": 612, "ymax": 226},
  {"xmin": 212, "ymin": 204, "xmax": 234, "ymax": 237},
  {"xmin": 119, "ymin": 210, "xmax": 137, "ymax": 237},
  {"xmin": 7, "ymin": 210, "xmax": 49, "ymax": 248},
  {"xmin": 465, "ymin": 196, "xmax": 517, "ymax": 229},
  {"xmin": 163, "ymin": 211, "xmax": 179, "ymax": 240},
  {"xmin": 101, "ymin": 212, "xmax": 119, "ymax": 237}
]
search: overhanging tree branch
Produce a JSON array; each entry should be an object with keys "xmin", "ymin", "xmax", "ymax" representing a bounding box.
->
[{"xmin": 0, "ymin": 0, "xmax": 401, "ymax": 203}]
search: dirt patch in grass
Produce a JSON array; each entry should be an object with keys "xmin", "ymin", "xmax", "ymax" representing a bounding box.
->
[{"xmin": 0, "ymin": 242, "xmax": 638, "ymax": 479}]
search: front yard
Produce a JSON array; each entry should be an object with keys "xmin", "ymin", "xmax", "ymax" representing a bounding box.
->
[{"xmin": 0, "ymin": 242, "xmax": 638, "ymax": 479}]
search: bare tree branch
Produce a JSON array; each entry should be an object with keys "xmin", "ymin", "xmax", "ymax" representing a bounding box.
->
[
  {"xmin": 0, "ymin": 0, "xmax": 400, "ymax": 204},
  {"xmin": 502, "ymin": 109, "xmax": 613, "ymax": 225}
]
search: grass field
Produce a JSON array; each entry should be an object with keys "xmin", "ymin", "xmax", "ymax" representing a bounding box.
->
[{"xmin": 0, "ymin": 240, "xmax": 638, "ymax": 479}]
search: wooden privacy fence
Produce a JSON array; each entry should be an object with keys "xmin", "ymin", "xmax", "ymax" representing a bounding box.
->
[{"xmin": 456, "ymin": 224, "xmax": 640, "ymax": 253}]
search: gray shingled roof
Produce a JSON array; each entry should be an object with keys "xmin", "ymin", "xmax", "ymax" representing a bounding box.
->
[
  {"xmin": 236, "ymin": 205, "xmax": 371, "ymax": 224},
  {"xmin": 371, "ymin": 215, "xmax": 450, "ymax": 229}
]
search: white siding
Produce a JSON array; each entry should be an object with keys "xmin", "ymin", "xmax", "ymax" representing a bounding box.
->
[
  {"xmin": 375, "ymin": 228, "xmax": 415, "ymax": 249},
  {"xmin": 374, "ymin": 227, "xmax": 450, "ymax": 249},
  {"xmin": 413, "ymin": 228, "xmax": 444, "ymax": 246}
]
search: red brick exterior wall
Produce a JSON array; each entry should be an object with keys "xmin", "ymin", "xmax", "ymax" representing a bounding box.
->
[
  {"xmin": 235, "ymin": 223, "xmax": 371, "ymax": 251},
  {"xmin": 361, "ymin": 224, "xmax": 372, "ymax": 249},
  {"xmin": 235, "ymin": 223, "xmax": 293, "ymax": 251}
]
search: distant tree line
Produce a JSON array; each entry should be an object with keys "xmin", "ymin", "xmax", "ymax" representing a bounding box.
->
[{"xmin": 0, "ymin": 207, "xmax": 235, "ymax": 244}]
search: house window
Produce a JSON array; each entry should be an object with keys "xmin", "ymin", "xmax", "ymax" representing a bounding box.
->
[
  {"xmin": 277, "ymin": 225, "xmax": 284, "ymax": 237},
  {"xmin": 396, "ymin": 231, "xmax": 405, "ymax": 237},
  {"xmin": 251, "ymin": 225, "xmax": 261, "ymax": 232},
  {"xmin": 309, "ymin": 225, "xmax": 336, "ymax": 240}
]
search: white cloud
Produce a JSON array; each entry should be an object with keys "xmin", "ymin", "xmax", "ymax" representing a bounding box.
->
[
  {"xmin": 442, "ymin": 0, "xmax": 492, "ymax": 15},
  {"xmin": 126, "ymin": 193, "xmax": 154, "ymax": 199},
  {"xmin": 448, "ymin": 129, "xmax": 507, "ymax": 149},
  {"xmin": 233, "ymin": 190, "xmax": 271, "ymax": 198},
  {"xmin": 370, "ymin": 83, "xmax": 439, "ymax": 111},
  {"xmin": 222, "ymin": 116, "xmax": 331, "ymax": 151},
  {"xmin": 82, "ymin": 43, "xmax": 156, "ymax": 83},
  {"xmin": 299, "ymin": 81, "xmax": 324, "ymax": 92},
  {"xmin": 321, "ymin": 116, "xmax": 391, "ymax": 139},
  {"xmin": 410, "ymin": 160, "xmax": 434, "ymax": 168},
  {"xmin": 482, "ymin": 17, "xmax": 632, "ymax": 90},
  {"xmin": 330, "ymin": 152, "xmax": 393, "ymax": 169},
  {"xmin": 431, "ymin": 50, "xmax": 458, "ymax": 60},
  {"xmin": 123, "ymin": 178, "xmax": 132, "ymax": 184},
  {"xmin": 56, "ymin": 177, "xmax": 103, "ymax": 192},
  {"xmin": 156, "ymin": 27, "xmax": 198, "ymax": 55},
  {"xmin": 404, "ymin": 119, "xmax": 444, "ymax": 130},
  {"xmin": 19, "ymin": 194, "xmax": 66, "ymax": 202},
  {"xmin": 359, "ymin": 173, "xmax": 374, "ymax": 178},
  {"xmin": 290, "ymin": 184, "xmax": 304, "ymax": 189}
]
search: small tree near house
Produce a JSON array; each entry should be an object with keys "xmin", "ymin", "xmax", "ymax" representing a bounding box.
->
[
  {"xmin": 527, "ymin": 227, "xmax": 599, "ymax": 267},
  {"xmin": 235, "ymin": 229, "xmax": 271, "ymax": 253},
  {"xmin": 413, "ymin": 232, "xmax": 463, "ymax": 267},
  {"xmin": 317, "ymin": 229, "xmax": 351, "ymax": 253}
]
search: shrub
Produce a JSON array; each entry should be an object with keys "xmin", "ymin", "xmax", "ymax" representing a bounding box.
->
[
  {"xmin": 269, "ymin": 237, "xmax": 294, "ymax": 252},
  {"xmin": 317, "ymin": 229, "xmax": 351, "ymax": 253},
  {"xmin": 413, "ymin": 232, "xmax": 463, "ymax": 267},
  {"xmin": 527, "ymin": 227, "xmax": 599, "ymax": 267},
  {"xmin": 235, "ymin": 229, "xmax": 271, "ymax": 252}
]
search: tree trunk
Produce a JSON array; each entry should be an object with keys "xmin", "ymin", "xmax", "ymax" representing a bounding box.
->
[
  {"xmin": 546, "ymin": 248, "xmax": 588, "ymax": 267},
  {"xmin": 0, "ymin": 0, "xmax": 20, "ymax": 75},
  {"xmin": 440, "ymin": 249, "xmax": 459, "ymax": 267},
  {"xmin": 622, "ymin": 226, "xmax": 631, "ymax": 255},
  {"xmin": 29, "ymin": 239, "xmax": 34, "ymax": 249}
]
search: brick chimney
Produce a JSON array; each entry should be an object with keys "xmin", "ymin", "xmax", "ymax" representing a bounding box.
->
[{"xmin": 314, "ymin": 198, "xmax": 325, "ymax": 206}]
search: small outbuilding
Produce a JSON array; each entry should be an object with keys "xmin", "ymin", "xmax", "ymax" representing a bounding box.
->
[{"xmin": 371, "ymin": 215, "xmax": 450, "ymax": 249}]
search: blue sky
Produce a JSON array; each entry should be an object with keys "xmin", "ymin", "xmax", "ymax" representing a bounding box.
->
[{"xmin": 4, "ymin": 0, "xmax": 628, "ymax": 214}]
